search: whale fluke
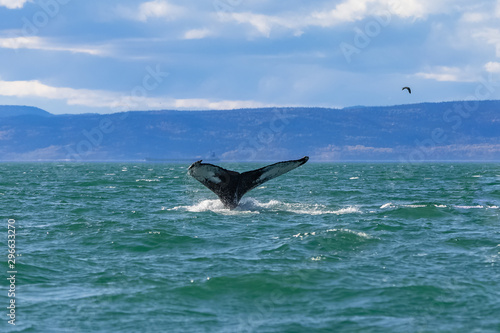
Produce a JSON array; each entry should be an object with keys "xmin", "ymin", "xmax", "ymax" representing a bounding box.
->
[{"xmin": 188, "ymin": 156, "xmax": 309, "ymax": 209}]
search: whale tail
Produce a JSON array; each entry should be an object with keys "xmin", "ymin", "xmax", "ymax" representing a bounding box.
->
[{"xmin": 188, "ymin": 156, "xmax": 309, "ymax": 209}]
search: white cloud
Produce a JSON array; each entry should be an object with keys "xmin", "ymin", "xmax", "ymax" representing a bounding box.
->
[
  {"xmin": 461, "ymin": 12, "xmax": 486, "ymax": 23},
  {"xmin": 0, "ymin": 36, "xmax": 104, "ymax": 55},
  {"xmin": 0, "ymin": 0, "xmax": 29, "ymax": 9},
  {"xmin": 0, "ymin": 79, "xmax": 269, "ymax": 111},
  {"xmin": 222, "ymin": 12, "xmax": 295, "ymax": 37},
  {"xmin": 345, "ymin": 145, "xmax": 393, "ymax": 153},
  {"xmin": 124, "ymin": 0, "xmax": 184, "ymax": 22},
  {"xmin": 485, "ymin": 62, "xmax": 500, "ymax": 73},
  {"xmin": 384, "ymin": 0, "xmax": 436, "ymax": 19},
  {"xmin": 183, "ymin": 28, "xmax": 211, "ymax": 40},
  {"xmin": 0, "ymin": 129, "xmax": 14, "ymax": 140},
  {"xmin": 170, "ymin": 98, "xmax": 268, "ymax": 110},
  {"xmin": 313, "ymin": 144, "xmax": 341, "ymax": 161},
  {"xmin": 314, "ymin": 0, "xmax": 370, "ymax": 23},
  {"xmin": 310, "ymin": 0, "xmax": 394, "ymax": 26},
  {"xmin": 474, "ymin": 28, "xmax": 500, "ymax": 57},
  {"xmin": 415, "ymin": 66, "xmax": 478, "ymax": 82},
  {"xmin": 221, "ymin": 0, "xmax": 457, "ymax": 37},
  {"xmin": 0, "ymin": 80, "xmax": 120, "ymax": 108}
]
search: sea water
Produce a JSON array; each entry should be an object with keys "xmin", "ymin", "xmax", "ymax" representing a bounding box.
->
[{"xmin": 0, "ymin": 162, "xmax": 499, "ymax": 332}]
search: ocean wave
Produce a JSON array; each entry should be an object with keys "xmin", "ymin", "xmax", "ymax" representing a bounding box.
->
[
  {"xmin": 325, "ymin": 228, "xmax": 373, "ymax": 239},
  {"xmin": 293, "ymin": 228, "xmax": 373, "ymax": 240},
  {"xmin": 241, "ymin": 198, "xmax": 361, "ymax": 215},
  {"xmin": 380, "ymin": 203, "xmax": 429, "ymax": 209},
  {"xmin": 380, "ymin": 203, "xmax": 499, "ymax": 210},
  {"xmin": 452, "ymin": 205, "xmax": 498, "ymax": 209}
]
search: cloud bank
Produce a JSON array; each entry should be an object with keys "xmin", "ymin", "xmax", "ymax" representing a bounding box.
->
[{"xmin": 0, "ymin": 0, "xmax": 498, "ymax": 114}]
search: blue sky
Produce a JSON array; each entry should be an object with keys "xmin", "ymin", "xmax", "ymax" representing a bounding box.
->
[{"xmin": 0, "ymin": 0, "xmax": 499, "ymax": 114}]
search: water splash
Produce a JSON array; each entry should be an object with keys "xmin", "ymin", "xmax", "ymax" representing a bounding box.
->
[
  {"xmin": 169, "ymin": 197, "xmax": 361, "ymax": 216},
  {"xmin": 167, "ymin": 199, "xmax": 253, "ymax": 215}
]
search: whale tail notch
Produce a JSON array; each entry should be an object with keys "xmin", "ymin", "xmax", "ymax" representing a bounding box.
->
[{"xmin": 188, "ymin": 156, "xmax": 309, "ymax": 209}]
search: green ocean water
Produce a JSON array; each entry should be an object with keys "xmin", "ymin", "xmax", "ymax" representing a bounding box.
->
[{"xmin": 1, "ymin": 162, "xmax": 499, "ymax": 332}]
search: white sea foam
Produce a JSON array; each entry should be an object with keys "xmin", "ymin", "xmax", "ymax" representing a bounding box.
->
[
  {"xmin": 381, "ymin": 203, "xmax": 446, "ymax": 209},
  {"xmin": 236, "ymin": 198, "xmax": 361, "ymax": 215},
  {"xmin": 450, "ymin": 205, "xmax": 499, "ymax": 210},
  {"xmin": 169, "ymin": 199, "xmax": 257, "ymax": 215},
  {"xmin": 292, "ymin": 228, "xmax": 373, "ymax": 240},
  {"xmin": 168, "ymin": 198, "xmax": 361, "ymax": 216},
  {"xmin": 334, "ymin": 206, "xmax": 361, "ymax": 215},
  {"xmin": 325, "ymin": 228, "xmax": 373, "ymax": 239},
  {"xmin": 381, "ymin": 203, "xmax": 499, "ymax": 210},
  {"xmin": 293, "ymin": 232, "xmax": 316, "ymax": 238}
]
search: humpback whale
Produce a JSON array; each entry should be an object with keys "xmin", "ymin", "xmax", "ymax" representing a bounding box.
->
[{"xmin": 188, "ymin": 156, "xmax": 309, "ymax": 209}]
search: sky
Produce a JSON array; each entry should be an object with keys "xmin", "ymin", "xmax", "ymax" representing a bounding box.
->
[{"xmin": 0, "ymin": 0, "xmax": 499, "ymax": 114}]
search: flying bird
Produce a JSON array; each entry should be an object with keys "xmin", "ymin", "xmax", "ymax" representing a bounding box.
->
[{"xmin": 402, "ymin": 87, "xmax": 411, "ymax": 94}]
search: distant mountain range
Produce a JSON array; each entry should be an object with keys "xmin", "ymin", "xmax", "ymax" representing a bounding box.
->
[{"xmin": 1, "ymin": 101, "xmax": 499, "ymax": 162}]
